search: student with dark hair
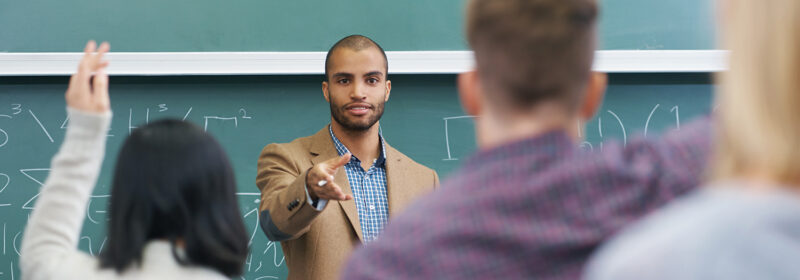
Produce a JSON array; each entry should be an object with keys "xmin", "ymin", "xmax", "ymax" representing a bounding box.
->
[
  {"xmin": 20, "ymin": 41, "xmax": 249, "ymax": 279},
  {"xmin": 100, "ymin": 119, "xmax": 248, "ymax": 276}
]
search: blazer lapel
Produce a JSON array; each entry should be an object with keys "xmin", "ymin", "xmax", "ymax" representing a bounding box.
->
[
  {"xmin": 385, "ymin": 143, "xmax": 412, "ymax": 217},
  {"xmin": 309, "ymin": 126, "xmax": 364, "ymax": 242}
]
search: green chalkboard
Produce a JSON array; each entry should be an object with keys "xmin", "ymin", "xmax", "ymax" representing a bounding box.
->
[
  {"xmin": 0, "ymin": 73, "xmax": 712, "ymax": 279},
  {"xmin": 599, "ymin": 0, "xmax": 717, "ymax": 50},
  {"xmin": 0, "ymin": 0, "xmax": 715, "ymax": 52}
]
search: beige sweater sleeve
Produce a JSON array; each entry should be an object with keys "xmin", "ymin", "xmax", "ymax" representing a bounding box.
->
[{"xmin": 20, "ymin": 108, "xmax": 111, "ymax": 280}]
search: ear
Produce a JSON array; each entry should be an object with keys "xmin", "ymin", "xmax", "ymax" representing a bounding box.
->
[
  {"xmin": 384, "ymin": 79, "xmax": 391, "ymax": 102},
  {"xmin": 579, "ymin": 72, "xmax": 607, "ymax": 121},
  {"xmin": 322, "ymin": 81, "xmax": 331, "ymax": 103},
  {"xmin": 457, "ymin": 70, "xmax": 482, "ymax": 116}
]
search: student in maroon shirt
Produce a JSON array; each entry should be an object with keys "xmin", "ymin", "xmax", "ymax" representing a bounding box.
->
[{"xmin": 342, "ymin": 0, "xmax": 710, "ymax": 279}]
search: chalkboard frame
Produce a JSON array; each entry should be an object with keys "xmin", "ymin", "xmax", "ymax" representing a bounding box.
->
[{"xmin": 0, "ymin": 50, "xmax": 727, "ymax": 76}]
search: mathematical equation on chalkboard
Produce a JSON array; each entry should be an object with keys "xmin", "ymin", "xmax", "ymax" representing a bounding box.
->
[
  {"xmin": 0, "ymin": 103, "xmax": 257, "ymax": 148},
  {"xmin": 441, "ymin": 104, "xmax": 687, "ymax": 161}
]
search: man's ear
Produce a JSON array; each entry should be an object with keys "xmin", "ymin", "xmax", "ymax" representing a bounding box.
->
[
  {"xmin": 458, "ymin": 70, "xmax": 482, "ymax": 116},
  {"xmin": 322, "ymin": 81, "xmax": 330, "ymax": 103},
  {"xmin": 579, "ymin": 72, "xmax": 607, "ymax": 121},
  {"xmin": 384, "ymin": 80, "xmax": 391, "ymax": 102}
]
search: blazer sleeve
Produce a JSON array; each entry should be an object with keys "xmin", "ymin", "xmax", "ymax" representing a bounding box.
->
[{"xmin": 256, "ymin": 143, "xmax": 324, "ymax": 242}]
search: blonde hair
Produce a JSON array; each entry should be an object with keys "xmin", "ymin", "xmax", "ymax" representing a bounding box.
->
[{"xmin": 713, "ymin": 0, "xmax": 800, "ymax": 184}]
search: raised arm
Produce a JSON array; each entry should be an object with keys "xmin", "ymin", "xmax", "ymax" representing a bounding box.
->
[{"xmin": 20, "ymin": 41, "xmax": 112, "ymax": 280}]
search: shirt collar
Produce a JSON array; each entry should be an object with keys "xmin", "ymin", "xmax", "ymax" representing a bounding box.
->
[
  {"xmin": 329, "ymin": 125, "xmax": 387, "ymax": 166},
  {"xmin": 462, "ymin": 129, "xmax": 574, "ymax": 171}
]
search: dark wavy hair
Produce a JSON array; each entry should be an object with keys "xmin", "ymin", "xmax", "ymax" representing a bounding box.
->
[{"xmin": 99, "ymin": 119, "xmax": 249, "ymax": 277}]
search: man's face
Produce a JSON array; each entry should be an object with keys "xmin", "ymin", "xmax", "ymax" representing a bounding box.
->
[{"xmin": 323, "ymin": 47, "xmax": 391, "ymax": 132}]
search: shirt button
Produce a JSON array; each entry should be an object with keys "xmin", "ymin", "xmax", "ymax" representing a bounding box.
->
[{"xmin": 369, "ymin": 204, "xmax": 375, "ymax": 210}]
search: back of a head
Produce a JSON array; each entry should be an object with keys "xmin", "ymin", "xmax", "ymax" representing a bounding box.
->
[
  {"xmin": 100, "ymin": 119, "xmax": 249, "ymax": 277},
  {"xmin": 466, "ymin": 0, "xmax": 598, "ymax": 112},
  {"xmin": 714, "ymin": 0, "xmax": 800, "ymax": 184}
]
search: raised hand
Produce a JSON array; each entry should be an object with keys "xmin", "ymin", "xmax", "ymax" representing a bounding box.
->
[
  {"xmin": 66, "ymin": 40, "xmax": 111, "ymax": 113},
  {"xmin": 306, "ymin": 153, "xmax": 353, "ymax": 201}
]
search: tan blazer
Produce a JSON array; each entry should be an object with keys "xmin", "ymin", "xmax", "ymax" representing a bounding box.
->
[{"xmin": 256, "ymin": 126, "xmax": 439, "ymax": 280}]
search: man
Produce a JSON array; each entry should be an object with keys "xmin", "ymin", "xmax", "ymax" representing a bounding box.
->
[
  {"xmin": 343, "ymin": 0, "xmax": 710, "ymax": 279},
  {"xmin": 255, "ymin": 35, "xmax": 439, "ymax": 280}
]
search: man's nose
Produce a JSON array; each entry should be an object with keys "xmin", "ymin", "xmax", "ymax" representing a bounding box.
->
[{"xmin": 350, "ymin": 81, "xmax": 367, "ymax": 100}]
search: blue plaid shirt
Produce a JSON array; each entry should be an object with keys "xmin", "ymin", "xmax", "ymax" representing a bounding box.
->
[{"xmin": 329, "ymin": 126, "xmax": 389, "ymax": 243}]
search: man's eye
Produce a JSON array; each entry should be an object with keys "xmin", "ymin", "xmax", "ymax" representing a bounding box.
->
[
  {"xmin": 367, "ymin": 78, "xmax": 379, "ymax": 84},
  {"xmin": 337, "ymin": 79, "xmax": 350, "ymax": 84}
]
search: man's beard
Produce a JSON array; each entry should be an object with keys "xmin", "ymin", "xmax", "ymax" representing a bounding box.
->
[{"xmin": 330, "ymin": 101, "xmax": 385, "ymax": 132}]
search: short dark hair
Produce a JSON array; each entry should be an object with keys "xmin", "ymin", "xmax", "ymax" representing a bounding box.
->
[
  {"xmin": 324, "ymin": 35, "xmax": 389, "ymax": 81},
  {"xmin": 99, "ymin": 119, "xmax": 249, "ymax": 277},
  {"xmin": 467, "ymin": 0, "xmax": 598, "ymax": 112}
]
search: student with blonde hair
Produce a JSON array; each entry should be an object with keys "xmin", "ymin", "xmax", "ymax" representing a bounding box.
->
[{"xmin": 585, "ymin": 0, "xmax": 800, "ymax": 279}]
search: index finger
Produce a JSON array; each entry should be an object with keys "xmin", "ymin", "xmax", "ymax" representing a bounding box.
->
[
  {"xmin": 84, "ymin": 42, "xmax": 110, "ymax": 81},
  {"xmin": 89, "ymin": 42, "xmax": 110, "ymax": 72},
  {"xmin": 73, "ymin": 41, "xmax": 98, "ymax": 88}
]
